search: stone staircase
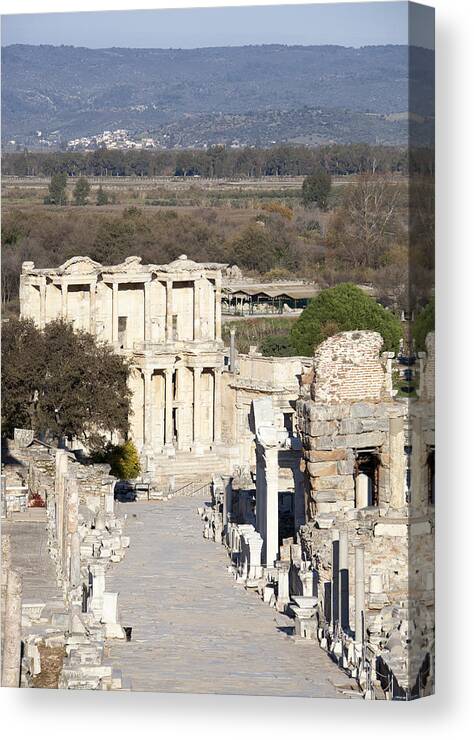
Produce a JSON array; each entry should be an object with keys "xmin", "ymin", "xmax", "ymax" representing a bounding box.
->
[{"xmin": 150, "ymin": 449, "xmax": 229, "ymax": 489}]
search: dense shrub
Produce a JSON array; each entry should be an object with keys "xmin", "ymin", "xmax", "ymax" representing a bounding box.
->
[
  {"xmin": 290, "ymin": 283, "xmax": 403, "ymax": 355},
  {"xmin": 412, "ymin": 298, "xmax": 435, "ymax": 350}
]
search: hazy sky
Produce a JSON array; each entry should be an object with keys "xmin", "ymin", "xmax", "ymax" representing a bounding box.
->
[{"xmin": 1, "ymin": 3, "xmax": 434, "ymax": 50}]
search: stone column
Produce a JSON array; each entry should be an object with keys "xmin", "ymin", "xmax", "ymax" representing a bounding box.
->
[
  {"xmin": 193, "ymin": 366, "xmax": 203, "ymax": 451},
  {"xmin": 256, "ymin": 441, "xmax": 279, "ymax": 568},
  {"xmin": 55, "ymin": 449, "xmax": 69, "ymax": 578},
  {"xmin": 143, "ymin": 370, "xmax": 154, "ymax": 454},
  {"xmin": 339, "ymin": 529, "xmax": 349, "ymax": 632},
  {"xmin": 193, "ymin": 278, "xmax": 201, "ymax": 340},
  {"xmin": 65, "ymin": 475, "xmax": 79, "ymax": 594},
  {"xmin": 70, "ymin": 532, "xmax": 81, "ymax": 591},
  {"xmin": 332, "ymin": 530, "xmax": 339, "ymax": 629},
  {"xmin": 39, "ymin": 277, "xmax": 47, "ymax": 328},
  {"xmin": 215, "ymin": 277, "xmax": 222, "ymax": 341},
  {"xmin": 66, "ymin": 476, "xmax": 79, "ymax": 536},
  {"xmin": 229, "ymin": 329, "xmax": 237, "ymax": 373},
  {"xmin": 89, "ymin": 563, "xmax": 106, "ymax": 618},
  {"xmin": 144, "ymin": 281, "xmax": 151, "ymax": 342},
  {"xmin": 356, "ymin": 473, "xmax": 370, "ymax": 508},
  {"xmin": 166, "ymin": 280, "xmax": 173, "ymax": 341},
  {"xmin": 213, "ymin": 367, "xmax": 222, "ymax": 444},
  {"xmin": 276, "ymin": 561, "xmax": 290, "ymax": 609},
  {"xmin": 112, "ymin": 282, "xmax": 118, "ymax": 343},
  {"xmin": 164, "ymin": 367, "xmax": 174, "ymax": 447},
  {"xmin": 89, "ymin": 280, "xmax": 97, "ymax": 334},
  {"xmin": 389, "ymin": 416, "xmax": 405, "ymax": 508},
  {"xmin": 410, "ymin": 415, "xmax": 424, "ymax": 511},
  {"xmin": 61, "ymin": 280, "xmax": 68, "ymax": 320},
  {"xmin": 1, "ymin": 570, "xmax": 22, "ymax": 688},
  {"xmin": 355, "ymin": 545, "xmax": 365, "ymax": 643}
]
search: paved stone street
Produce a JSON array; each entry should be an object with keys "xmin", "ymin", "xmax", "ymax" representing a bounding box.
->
[
  {"xmin": 4, "ymin": 517, "xmax": 63, "ymax": 606},
  {"xmin": 107, "ymin": 497, "xmax": 354, "ymax": 698}
]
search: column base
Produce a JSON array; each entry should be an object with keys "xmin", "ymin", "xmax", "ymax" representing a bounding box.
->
[
  {"xmin": 164, "ymin": 443, "xmax": 176, "ymax": 458},
  {"xmin": 192, "ymin": 443, "xmax": 205, "ymax": 456}
]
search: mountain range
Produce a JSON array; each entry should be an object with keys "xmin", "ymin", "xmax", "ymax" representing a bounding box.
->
[{"xmin": 1, "ymin": 44, "xmax": 434, "ymax": 148}]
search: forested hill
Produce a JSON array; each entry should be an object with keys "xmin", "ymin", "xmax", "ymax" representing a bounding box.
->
[{"xmin": 1, "ymin": 44, "xmax": 434, "ymax": 147}]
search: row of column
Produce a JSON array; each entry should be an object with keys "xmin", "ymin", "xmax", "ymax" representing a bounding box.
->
[
  {"xmin": 130, "ymin": 278, "xmax": 222, "ymax": 343},
  {"xmin": 36, "ymin": 277, "xmax": 97, "ymax": 333},
  {"xmin": 331, "ymin": 529, "xmax": 366, "ymax": 643},
  {"xmin": 142, "ymin": 366, "xmax": 222, "ymax": 452},
  {"xmin": 36, "ymin": 276, "xmax": 222, "ymax": 343}
]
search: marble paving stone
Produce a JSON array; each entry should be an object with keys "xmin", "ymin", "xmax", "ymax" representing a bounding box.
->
[{"xmin": 106, "ymin": 497, "xmax": 353, "ymax": 698}]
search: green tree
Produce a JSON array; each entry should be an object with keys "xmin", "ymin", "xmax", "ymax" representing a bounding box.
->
[
  {"xmin": 1, "ymin": 318, "xmax": 131, "ymax": 445},
  {"xmin": 96, "ymin": 185, "xmax": 109, "ymax": 206},
  {"xmin": 302, "ymin": 169, "xmax": 332, "ymax": 209},
  {"xmin": 290, "ymin": 283, "xmax": 403, "ymax": 356},
  {"xmin": 412, "ymin": 298, "xmax": 435, "ymax": 350},
  {"xmin": 45, "ymin": 172, "xmax": 67, "ymax": 205},
  {"xmin": 1, "ymin": 318, "xmax": 45, "ymax": 437},
  {"xmin": 73, "ymin": 176, "xmax": 91, "ymax": 205}
]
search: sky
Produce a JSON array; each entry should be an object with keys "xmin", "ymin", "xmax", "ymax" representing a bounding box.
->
[{"xmin": 1, "ymin": 2, "xmax": 434, "ymax": 50}]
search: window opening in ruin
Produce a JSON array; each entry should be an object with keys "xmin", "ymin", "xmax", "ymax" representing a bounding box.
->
[
  {"xmin": 172, "ymin": 407, "xmax": 178, "ymax": 445},
  {"xmin": 278, "ymin": 491, "xmax": 295, "ymax": 544},
  {"xmin": 283, "ymin": 412, "xmax": 293, "ymax": 435},
  {"xmin": 118, "ymin": 316, "xmax": 127, "ymax": 349},
  {"xmin": 427, "ymin": 449, "xmax": 435, "ymax": 505},
  {"xmin": 404, "ymin": 445, "xmax": 412, "ymax": 502},
  {"xmin": 354, "ymin": 451, "xmax": 380, "ymax": 508}
]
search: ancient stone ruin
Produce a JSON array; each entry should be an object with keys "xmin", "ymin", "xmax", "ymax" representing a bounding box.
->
[
  {"xmin": 5, "ymin": 256, "xmax": 434, "ymax": 699},
  {"xmin": 2, "ymin": 437, "xmax": 130, "ymax": 689},
  {"xmin": 202, "ymin": 330, "xmax": 435, "ymax": 700}
]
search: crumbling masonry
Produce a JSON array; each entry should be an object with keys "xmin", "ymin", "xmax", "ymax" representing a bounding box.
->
[
  {"xmin": 14, "ymin": 256, "xmax": 434, "ymax": 698},
  {"xmin": 203, "ymin": 330, "xmax": 435, "ymax": 700},
  {"xmin": 2, "ymin": 437, "xmax": 130, "ymax": 689}
]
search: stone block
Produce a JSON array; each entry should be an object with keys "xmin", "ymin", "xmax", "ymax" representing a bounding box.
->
[
  {"xmin": 410, "ymin": 521, "xmax": 432, "ymax": 536},
  {"xmin": 360, "ymin": 418, "xmax": 389, "ymax": 433},
  {"xmin": 105, "ymin": 623, "xmax": 125, "ymax": 639},
  {"xmin": 350, "ymin": 402, "xmax": 376, "ymax": 418},
  {"xmin": 334, "ymin": 432, "xmax": 385, "ymax": 449},
  {"xmin": 316, "ymin": 502, "xmax": 338, "ymax": 514},
  {"xmin": 340, "ymin": 418, "xmax": 363, "ymax": 434},
  {"xmin": 306, "ymin": 449, "xmax": 346, "ymax": 462},
  {"xmin": 309, "ymin": 420, "xmax": 338, "ymax": 437},
  {"xmin": 337, "ymin": 460, "xmax": 355, "ymax": 475},
  {"xmin": 374, "ymin": 522, "xmax": 408, "ymax": 537},
  {"xmin": 307, "ymin": 461, "xmax": 338, "ymax": 477},
  {"xmin": 314, "ymin": 490, "xmax": 338, "ymax": 503},
  {"xmin": 307, "ymin": 404, "xmax": 346, "ymax": 421},
  {"xmin": 313, "ymin": 436, "xmax": 335, "ymax": 450}
]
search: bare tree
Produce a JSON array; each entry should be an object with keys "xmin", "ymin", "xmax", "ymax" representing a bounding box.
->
[{"xmin": 327, "ymin": 174, "xmax": 402, "ymax": 270}]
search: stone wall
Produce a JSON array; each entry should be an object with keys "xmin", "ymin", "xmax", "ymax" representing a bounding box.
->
[
  {"xmin": 294, "ymin": 331, "xmax": 434, "ymax": 699},
  {"xmin": 2, "ymin": 438, "xmax": 132, "ymax": 690},
  {"xmin": 205, "ymin": 331, "xmax": 434, "ymax": 700}
]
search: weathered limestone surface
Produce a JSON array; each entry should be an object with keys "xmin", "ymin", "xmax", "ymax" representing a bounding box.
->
[
  {"xmin": 1, "ymin": 438, "xmax": 131, "ymax": 690},
  {"xmin": 294, "ymin": 331, "xmax": 435, "ymax": 699},
  {"xmin": 106, "ymin": 498, "xmax": 349, "ymax": 698},
  {"xmin": 20, "ymin": 255, "xmax": 227, "ymax": 484}
]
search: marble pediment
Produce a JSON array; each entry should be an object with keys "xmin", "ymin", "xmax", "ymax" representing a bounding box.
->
[{"xmin": 59, "ymin": 256, "xmax": 101, "ymax": 275}]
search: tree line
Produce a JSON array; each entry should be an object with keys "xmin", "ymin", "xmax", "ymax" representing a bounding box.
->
[
  {"xmin": 2, "ymin": 172, "xmax": 434, "ymax": 314},
  {"xmin": 2, "ymin": 143, "xmax": 433, "ymax": 179}
]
